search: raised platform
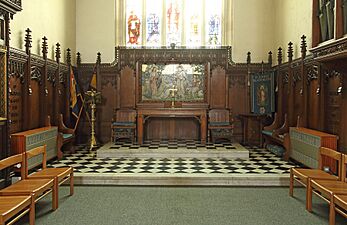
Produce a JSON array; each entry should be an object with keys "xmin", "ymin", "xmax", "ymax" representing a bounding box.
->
[
  {"xmin": 48, "ymin": 144, "xmax": 295, "ymax": 187},
  {"xmin": 96, "ymin": 141, "xmax": 249, "ymax": 159}
]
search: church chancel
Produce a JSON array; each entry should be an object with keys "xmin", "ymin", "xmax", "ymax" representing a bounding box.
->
[{"xmin": 96, "ymin": 46, "xmax": 250, "ymax": 160}]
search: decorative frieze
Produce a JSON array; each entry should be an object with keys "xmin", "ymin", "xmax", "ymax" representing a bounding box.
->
[{"xmin": 115, "ymin": 46, "xmax": 233, "ymax": 71}]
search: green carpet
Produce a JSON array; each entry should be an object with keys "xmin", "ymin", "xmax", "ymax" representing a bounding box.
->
[{"xmin": 17, "ymin": 186, "xmax": 346, "ymax": 225}]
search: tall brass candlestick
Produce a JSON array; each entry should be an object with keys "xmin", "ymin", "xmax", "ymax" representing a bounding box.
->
[{"xmin": 85, "ymin": 90, "xmax": 101, "ymax": 154}]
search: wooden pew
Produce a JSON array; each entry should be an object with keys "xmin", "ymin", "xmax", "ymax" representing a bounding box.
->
[
  {"xmin": 57, "ymin": 114, "xmax": 75, "ymax": 158},
  {"xmin": 262, "ymin": 113, "xmax": 290, "ymax": 159},
  {"xmin": 47, "ymin": 114, "xmax": 75, "ymax": 159}
]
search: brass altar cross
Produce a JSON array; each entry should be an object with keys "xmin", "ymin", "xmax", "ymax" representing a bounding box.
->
[{"xmin": 168, "ymin": 85, "xmax": 178, "ymax": 107}]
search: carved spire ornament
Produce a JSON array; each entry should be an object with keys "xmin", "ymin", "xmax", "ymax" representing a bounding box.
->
[
  {"xmin": 301, "ymin": 35, "xmax": 307, "ymax": 59},
  {"xmin": 55, "ymin": 43, "xmax": 61, "ymax": 63},
  {"xmin": 268, "ymin": 51, "xmax": 272, "ymax": 66},
  {"xmin": 278, "ymin": 47, "xmax": 282, "ymax": 65},
  {"xmin": 24, "ymin": 28, "xmax": 32, "ymax": 55},
  {"xmin": 76, "ymin": 52, "xmax": 81, "ymax": 66},
  {"xmin": 246, "ymin": 52, "xmax": 251, "ymax": 64},
  {"xmin": 96, "ymin": 52, "xmax": 101, "ymax": 65},
  {"xmin": 42, "ymin": 36, "xmax": 48, "ymax": 60},
  {"xmin": 66, "ymin": 48, "xmax": 71, "ymax": 65},
  {"xmin": 288, "ymin": 42, "xmax": 293, "ymax": 63}
]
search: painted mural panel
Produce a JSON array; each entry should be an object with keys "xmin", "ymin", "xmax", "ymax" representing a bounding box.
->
[{"xmin": 141, "ymin": 64, "xmax": 204, "ymax": 102}]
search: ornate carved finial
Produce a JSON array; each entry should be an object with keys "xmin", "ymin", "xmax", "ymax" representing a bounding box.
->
[
  {"xmin": 247, "ymin": 52, "xmax": 251, "ymax": 64},
  {"xmin": 55, "ymin": 43, "xmax": 61, "ymax": 63},
  {"xmin": 42, "ymin": 36, "xmax": 48, "ymax": 60},
  {"xmin": 96, "ymin": 52, "xmax": 101, "ymax": 65},
  {"xmin": 25, "ymin": 28, "xmax": 32, "ymax": 55},
  {"xmin": 76, "ymin": 52, "xmax": 81, "ymax": 66},
  {"xmin": 268, "ymin": 51, "xmax": 272, "ymax": 66},
  {"xmin": 66, "ymin": 48, "xmax": 71, "ymax": 65},
  {"xmin": 301, "ymin": 35, "xmax": 307, "ymax": 59},
  {"xmin": 288, "ymin": 42, "xmax": 293, "ymax": 62},
  {"xmin": 278, "ymin": 47, "xmax": 282, "ymax": 65}
]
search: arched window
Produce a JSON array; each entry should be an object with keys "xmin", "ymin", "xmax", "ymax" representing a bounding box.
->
[{"xmin": 125, "ymin": 0, "xmax": 223, "ymax": 47}]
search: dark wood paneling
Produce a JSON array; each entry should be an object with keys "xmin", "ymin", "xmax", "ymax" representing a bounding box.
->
[
  {"xmin": 210, "ymin": 66, "xmax": 226, "ymax": 109},
  {"xmin": 119, "ymin": 66, "xmax": 135, "ymax": 108},
  {"xmin": 145, "ymin": 118, "xmax": 199, "ymax": 140}
]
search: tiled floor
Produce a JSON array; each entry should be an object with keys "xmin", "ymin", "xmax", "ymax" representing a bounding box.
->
[{"xmin": 48, "ymin": 141, "xmax": 295, "ymax": 175}]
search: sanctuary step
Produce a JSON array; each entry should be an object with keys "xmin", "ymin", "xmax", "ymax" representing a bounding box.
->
[
  {"xmin": 96, "ymin": 141, "xmax": 249, "ymax": 159},
  {"xmin": 48, "ymin": 145, "xmax": 295, "ymax": 186}
]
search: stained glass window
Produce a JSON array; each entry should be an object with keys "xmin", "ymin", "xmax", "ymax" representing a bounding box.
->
[
  {"xmin": 185, "ymin": 0, "xmax": 202, "ymax": 46},
  {"xmin": 166, "ymin": 0, "xmax": 182, "ymax": 46},
  {"xmin": 124, "ymin": 0, "xmax": 223, "ymax": 47},
  {"xmin": 126, "ymin": 0, "xmax": 142, "ymax": 46},
  {"xmin": 146, "ymin": 0, "xmax": 162, "ymax": 46},
  {"xmin": 206, "ymin": 0, "xmax": 222, "ymax": 46}
]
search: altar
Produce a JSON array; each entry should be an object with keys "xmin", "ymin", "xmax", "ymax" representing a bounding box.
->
[{"xmin": 137, "ymin": 108, "xmax": 207, "ymax": 144}]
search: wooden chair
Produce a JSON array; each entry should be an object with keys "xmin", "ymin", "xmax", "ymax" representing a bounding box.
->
[
  {"xmin": 289, "ymin": 147, "xmax": 342, "ymax": 210},
  {"xmin": 208, "ymin": 109, "xmax": 233, "ymax": 143},
  {"xmin": 307, "ymin": 154, "xmax": 347, "ymax": 224},
  {"xmin": 111, "ymin": 109, "xmax": 137, "ymax": 143},
  {"xmin": 25, "ymin": 145, "xmax": 74, "ymax": 210},
  {"xmin": 330, "ymin": 194, "xmax": 347, "ymax": 225},
  {"xmin": 0, "ymin": 154, "xmax": 57, "ymax": 211},
  {"xmin": 0, "ymin": 195, "xmax": 35, "ymax": 225}
]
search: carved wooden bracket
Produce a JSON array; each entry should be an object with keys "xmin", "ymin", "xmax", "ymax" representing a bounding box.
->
[{"xmin": 307, "ymin": 65, "xmax": 318, "ymax": 85}]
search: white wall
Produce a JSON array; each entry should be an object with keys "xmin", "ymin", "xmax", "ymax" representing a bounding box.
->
[
  {"xmin": 73, "ymin": 0, "xmax": 312, "ymax": 63},
  {"xmin": 273, "ymin": 0, "xmax": 312, "ymax": 63},
  {"xmin": 11, "ymin": 0, "xmax": 76, "ymax": 63},
  {"xmin": 76, "ymin": 0, "xmax": 115, "ymax": 63},
  {"xmin": 232, "ymin": 0, "xmax": 277, "ymax": 63}
]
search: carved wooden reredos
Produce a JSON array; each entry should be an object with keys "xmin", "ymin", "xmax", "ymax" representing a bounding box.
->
[{"xmin": 76, "ymin": 46, "xmax": 270, "ymax": 143}]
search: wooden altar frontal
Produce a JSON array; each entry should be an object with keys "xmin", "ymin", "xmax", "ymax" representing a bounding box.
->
[{"xmin": 137, "ymin": 108, "xmax": 207, "ymax": 144}]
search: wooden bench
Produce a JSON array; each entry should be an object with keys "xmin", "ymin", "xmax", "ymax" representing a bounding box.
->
[{"xmin": 262, "ymin": 113, "xmax": 290, "ymax": 159}]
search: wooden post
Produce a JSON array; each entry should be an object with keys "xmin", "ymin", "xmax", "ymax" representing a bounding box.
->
[
  {"xmin": 55, "ymin": 43, "xmax": 61, "ymax": 124},
  {"xmin": 40, "ymin": 36, "xmax": 48, "ymax": 127},
  {"xmin": 23, "ymin": 28, "xmax": 32, "ymax": 130}
]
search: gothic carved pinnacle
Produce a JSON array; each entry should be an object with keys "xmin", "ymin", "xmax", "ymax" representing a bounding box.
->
[
  {"xmin": 55, "ymin": 43, "xmax": 61, "ymax": 63},
  {"xmin": 66, "ymin": 48, "xmax": 71, "ymax": 65},
  {"xmin": 42, "ymin": 36, "xmax": 48, "ymax": 60},
  {"xmin": 76, "ymin": 52, "xmax": 81, "ymax": 66},
  {"xmin": 301, "ymin": 35, "xmax": 307, "ymax": 59},
  {"xmin": 288, "ymin": 42, "xmax": 293, "ymax": 62},
  {"xmin": 25, "ymin": 28, "xmax": 32, "ymax": 55},
  {"xmin": 278, "ymin": 47, "xmax": 282, "ymax": 65},
  {"xmin": 246, "ymin": 52, "xmax": 251, "ymax": 64}
]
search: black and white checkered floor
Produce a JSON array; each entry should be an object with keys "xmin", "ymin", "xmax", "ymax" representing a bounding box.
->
[{"xmin": 48, "ymin": 141, "xmax": 295, "ymax": 175}]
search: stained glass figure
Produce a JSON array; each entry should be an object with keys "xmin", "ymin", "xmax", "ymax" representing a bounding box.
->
[
  {"xmin": 166, "ymin": 0, "xmax": 182, "ymax": 46},
  {"xmin": 206, "ymin": 0, "xmax": 222, "ymax": 46},
  {"xmin": 126, "ymin": 0, "xmax": 142, "ymax": 46},
  {"xmin": 146, "ymin": 0, "xmax": 161, "ymax": 46},
  {"xmin": 185, "ymin": 0, "xmax": 202, "ymax": 46}
]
